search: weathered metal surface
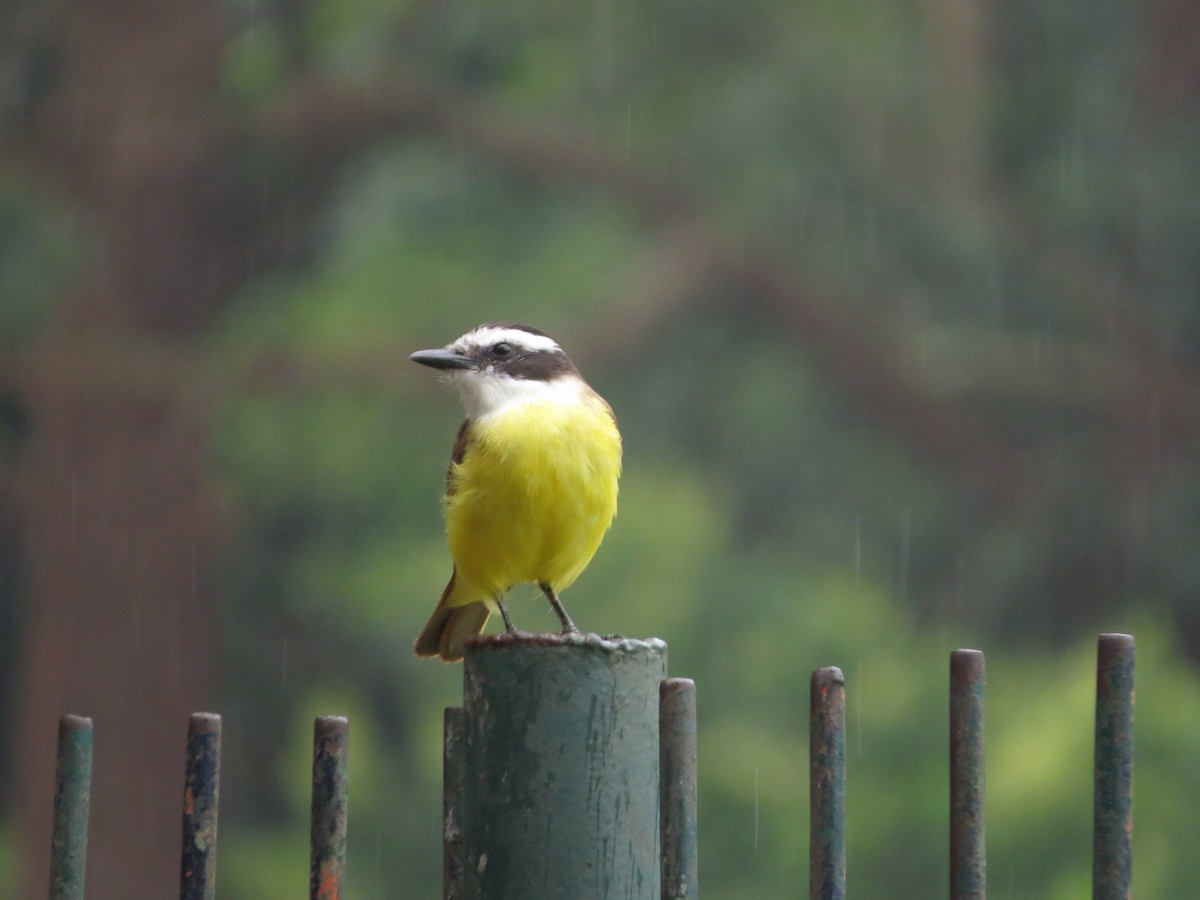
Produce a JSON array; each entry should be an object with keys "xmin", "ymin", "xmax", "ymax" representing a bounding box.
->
[
  {"xmin": 460, "ymin": 631, "xmax": 668, "ymax": 899},
  {"xmin": 49, "ymin": 714, "xmax": 93, "ymax": 900},
  {"xmin": 660, "ymin": 678, "xmax": 699, "ymax": 899},
  {"xmin": 950, "ymin": 649, "xmax": 986, "ymax": 900},
  {"xmin": 180, "ymin": 712, "xmax": 221, "ymax": 900},
  {"xmin": 1093, "ymin": 633, "xmax": 1134, "ymax": 900},
  {"xmin": 310, "ymin": 716, "xmax": 350, "ymax": 900},
  {"xmin": 809, "ymin": 667, "xmax": 846, "ymax": 900},
  {"xmin": 443, "ymin": 707, "xmax": 467, "ymax": 900}
]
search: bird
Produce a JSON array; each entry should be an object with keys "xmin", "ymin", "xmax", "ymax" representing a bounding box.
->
[{"xmin": 410, "ymin": 322, "xmax": 622, "ymax": 661}]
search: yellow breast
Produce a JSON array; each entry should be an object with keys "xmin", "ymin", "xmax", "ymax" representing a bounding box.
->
[{"xmin": 444, "ymin": 394, "xmax": 621, "ymax": 605}]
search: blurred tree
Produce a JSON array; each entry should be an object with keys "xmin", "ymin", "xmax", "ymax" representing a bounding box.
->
[{"xmin": 5, "ymin": 2, "xmax": 246, "ymax": 894}]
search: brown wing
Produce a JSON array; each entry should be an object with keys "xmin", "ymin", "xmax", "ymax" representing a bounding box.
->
[
  {"xmin": 413, "ymin": 570, "xmax": 491, "ymax": 661},
  {"xmin": 446, "ymin": 418, "xmax": 471, "ymax": 496}
]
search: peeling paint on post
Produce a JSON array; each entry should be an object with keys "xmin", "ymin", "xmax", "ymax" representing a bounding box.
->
[
  {"xmin": 180, "ymin": 712, "xmax": 221, "ymax": 900},
  {"xmin": 660, "ymin": 677, "xmax": 698, "ymax": 899},
  {"xmin": 49, "ymin": 714, "xmax": 93, "ymax": 900},
  {"xmin": 1093, "ymin": 633, "xmax": 1134, "ymax": 900},
  {"xmin": 950, "ymin": 649, "xmax": 986, "ymax": 900},
  {"xmin": 310, "ymin": 716, "xmax": 349, "ymax": 900},
  {"xmin": 810, "ymin": 667, "xmax": 846, "ymax": 900},
  {"xmin": 461, "ymin": 631, "xmax": 667, "ymax": 899}
]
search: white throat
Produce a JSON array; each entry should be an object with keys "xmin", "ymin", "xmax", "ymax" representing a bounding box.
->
[{"xmin": 452, "ymin": 371, "xmax": 588, "ymax": 420}]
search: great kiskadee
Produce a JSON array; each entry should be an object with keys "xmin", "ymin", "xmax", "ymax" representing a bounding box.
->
[{"xmin": 410, "ymin": 322, "xmax": 622, "ymax": 662}]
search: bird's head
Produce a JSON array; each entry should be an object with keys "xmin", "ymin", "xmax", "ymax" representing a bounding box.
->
[{"xmin": 411, "ymin": 322, "xmax": 584, "ymax": 419}]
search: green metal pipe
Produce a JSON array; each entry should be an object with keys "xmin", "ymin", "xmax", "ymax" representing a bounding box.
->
[
  {"xmin": 810, "ymin": 666, "xmax": 846, "ymax": 900},
  {"xmin": 310, "ymin": 716, "xmax": 350, "ymax": 900},
  {"xmin": 1093, "ymin": 633, "xmax": 1134, "ymax": 900},
  {"xmin": 949, "ymin": 649, "xmax": 986, "ymax": 900},
  {"xmin": 49, "ymin": 714, "xmax": 93, "ymax": 900},
  {"xmin": 660, "ymin": 677, "xmax": 699, "ymax": 899},
  {"xmin": 459, "ymin": 632, "xmax": 668, "ymax": 899},
  {"xmin": 180, "ymin": 712, "xmax": 221, "ymax": 900}
]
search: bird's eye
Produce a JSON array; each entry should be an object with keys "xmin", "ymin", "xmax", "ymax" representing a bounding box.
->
[{"xmin": 492, "ymin": 342, "xmax": 513, "ymax": 357}]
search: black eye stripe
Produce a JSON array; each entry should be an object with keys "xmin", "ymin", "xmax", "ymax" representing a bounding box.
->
[{"xmin": 502, "ymin": 350, "xmax": 579, "ymax": 380}]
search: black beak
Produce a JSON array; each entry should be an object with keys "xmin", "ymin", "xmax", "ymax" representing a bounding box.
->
[{"xmin": 410, "ymin": 348, "xmax": 474, "ymax": 370}]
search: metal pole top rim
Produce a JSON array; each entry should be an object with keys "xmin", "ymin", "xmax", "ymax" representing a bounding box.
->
[
  {"xmin": 188, "ymin": 712, "xmax": 222, "ymax": 735},
  {"xmin": 465, "ymin": 630, "xmax": 668, "ymax": 658},
  {"xmin": 59, "ymin": 714, "xmax": 93, "ymax": 733},
  {"xmin": 812, "ymin": 666, "xmax": 845, "ymax": 687}
]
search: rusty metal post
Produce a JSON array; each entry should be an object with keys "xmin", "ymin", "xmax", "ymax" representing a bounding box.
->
[
  {"xmin": 459, "ymin": 632, "xmax": 667, "ymax": 899},
  {"xmin": 180, "ymin": 712, "xmax": 221, "ymax": 900},
  {"xmin": 310, "ymin": 716, "xmax": 350, "ymax": 900},
  {"xmin": 443, "ymin": 706, "xmax": 467, "ymax": 900},
  {"xmin": 1094, "ymin": 633, "xmax": 1134, "ymax": 900},
  {"xmin": 810, "ymin": 667, "xmax": 846, "ymax": 900},
  {"xmin": 950, "ymin": 649, "xmax": 986, "ymax": 900},
  {"xmin": 49, "ymin": 714, "xmax": 93, "ymax": 900},
  {"xmin": 660, "ymin": 677, "xmax": 699, "ymax": 899}
]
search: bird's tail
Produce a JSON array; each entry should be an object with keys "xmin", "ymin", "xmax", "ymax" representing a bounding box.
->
[{"xmin": 414, "ymin": 572, "xmax": 491, "ymax": 662}]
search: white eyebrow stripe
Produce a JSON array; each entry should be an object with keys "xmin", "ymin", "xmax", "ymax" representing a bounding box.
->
[{"xmin": 458, "ymin": 326, "xmax": 561, "ymax": 354}]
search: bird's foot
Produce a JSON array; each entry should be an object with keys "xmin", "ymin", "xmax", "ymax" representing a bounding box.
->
[{"xmin": 497, "ymin": 597, "xmax": 516, "ymax": 632}]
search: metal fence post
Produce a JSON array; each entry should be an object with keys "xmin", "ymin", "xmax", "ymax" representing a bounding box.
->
[
  {"xmin": 310, "ymin": 715, "xmax": 350, "ymax": 900},
  {"xmin": 49, "ymin": 714, "xmax": 93, "ymax": 900},
  {"xmin": 459, "ymin": 632, "xmax": 667, "ymax": 899},
  {"xmin": 443, "ymin": 706, "xmax": 467, "ymax": 900},
  {"xmin": 810, "ymin": 666, "xmax": 846, "ymax": 900},
  {"xmin": 180, "ymin": 712, "xmax": 222, "ymax": 900},
  {"xmin": 950, "ymin": 649, "xmax": 986, "ymax": 900},
  {"xmin": 1093, "ymin": 633, "xmax": 1134, "ymax": 900},
  {"xmin": 660, "ymin": 677, "xmax": 699, "ymax": 899}
]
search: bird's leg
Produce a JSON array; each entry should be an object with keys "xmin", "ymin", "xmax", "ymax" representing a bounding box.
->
[
  {"xmin": 497, "ymin": 596, "xmax": 516, "ymax": 632},
  {"xmin": 539, "ymin": 582, "xmax": 579, "ymax": 634}
]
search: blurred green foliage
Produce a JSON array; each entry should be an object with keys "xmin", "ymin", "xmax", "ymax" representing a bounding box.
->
[{"xmin": 4, "ymin": 0, "xmax": 1200, "ymax": 895}]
